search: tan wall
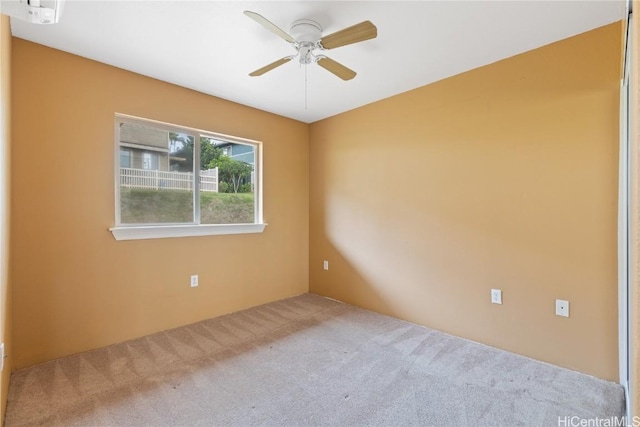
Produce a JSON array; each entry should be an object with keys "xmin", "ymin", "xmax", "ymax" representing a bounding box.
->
[
  {"xmin": 309, "ymin": 23, "xmax": 622, "ymax": 381},
  {"xmin": 0, "ymin": 14, "xmax": 11, "ymax": 425},
  {"xmin": 10, "ymin": 39, "xmax": 309, "ymax": 369},
  {"xmin": 3, "ymin": 13, "xmax": 627, "ymax": 395},
  {"xmin": 631, "ymin": 0, "xmax": 639, "ymax": 417}
]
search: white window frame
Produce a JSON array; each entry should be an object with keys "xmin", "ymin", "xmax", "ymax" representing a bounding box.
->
[{"xmin": 110, "ymin": 114, "xmax": 265, "ymax": 240}]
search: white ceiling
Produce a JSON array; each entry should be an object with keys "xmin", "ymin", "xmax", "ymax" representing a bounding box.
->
[{"xmin": 9, "ymin": 1, "xmax": 626, "ymax": 123}]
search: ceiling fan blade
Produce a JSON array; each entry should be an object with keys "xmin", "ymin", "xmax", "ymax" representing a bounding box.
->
[
  {"xmin": 319, "ymin": 21, "xmax": 377, "ymax": 50},
  {"xmin": 244, "ymin": 11, "xmax": 295, "ymax": 44},
  {"xmin": 249, "ymin": 57, "xmax": 292, "ymax": 77},
  {"xmin": 316, "ymin": 57, "xmax": 357, "ymax": 81}
]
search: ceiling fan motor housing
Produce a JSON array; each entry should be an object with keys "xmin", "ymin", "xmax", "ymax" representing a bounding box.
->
[
  {"xmin": 290, "ymin": 19, "xmax": 322, "ymax": 65},
  {"xmin": 290, "ymin": 19, "xmax": 322, "ymax": 43}
]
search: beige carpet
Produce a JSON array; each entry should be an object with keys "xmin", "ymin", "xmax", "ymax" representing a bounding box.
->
[{"xmin": 5, "ymin": 293, "xmax": 624, "ymax": 426}]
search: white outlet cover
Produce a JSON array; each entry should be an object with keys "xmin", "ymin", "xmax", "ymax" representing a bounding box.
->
[
  {"xmin": 0, "ymin": 342, "xmax": 4, "ymax": 372},
  {"xmin": 323, "ymin": 260, "xmax": 329, "ymax": 271},
  {"xmin": 190, "ymin": 275, "xmax": 198, "ymax": 287},
  {"xmin": 555, "ymin": 299, "xmax": 569, "ymax": 317},
  {"xmin": 491, "ymin": 289, "xmax": 502, "ymax": 304}
]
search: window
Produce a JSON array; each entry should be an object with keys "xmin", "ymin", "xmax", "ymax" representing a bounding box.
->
[
  {"xmin": 119, "ymin": 149, "xmax": 131, "ymax": 168},
  {"xmin": 110, "ymin": 114, "xmax": 265, "ymax": 240},
  {"xmin": 142, "ymin": 152, "xmax": 159, "ymax": 170}
]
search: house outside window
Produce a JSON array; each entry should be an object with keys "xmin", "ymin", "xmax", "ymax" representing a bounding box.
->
[{"xmin": 110, "ymin": 114, "xmax": 265, "ymax": 240}]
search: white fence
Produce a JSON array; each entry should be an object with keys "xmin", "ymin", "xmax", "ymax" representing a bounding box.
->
[{"xmin": 120, "ymin": 167, "xmax": 218, "ymax": 192}]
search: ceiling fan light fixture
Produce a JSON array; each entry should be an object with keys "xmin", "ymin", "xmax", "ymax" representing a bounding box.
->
[{"xmin": 298, "ymin": 43, "xmax": 315, "ymax": 65}]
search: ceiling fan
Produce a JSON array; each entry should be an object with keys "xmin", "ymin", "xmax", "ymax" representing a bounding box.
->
[{"xmin": 244, "ymin": 11, "xmax": 377, "ymax": 81}]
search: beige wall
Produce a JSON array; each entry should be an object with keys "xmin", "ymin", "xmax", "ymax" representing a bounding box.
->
[
  {"xmin": 10, "ymin": 39, "xmax": 309, "ymax": 369},
  {"xmin": 309, "ymin": 23, "xmax": 622, "ymax": 381},
  {"xmin": 631, "ymin": 0, "xmax": 639, "ymax": 418},
  {"xmin": 0, "ymin": 14, "xmax": 11, "ymax": 425}
]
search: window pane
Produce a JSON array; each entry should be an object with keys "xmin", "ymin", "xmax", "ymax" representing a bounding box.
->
[
  {"xmin": 199, "ymin": 137, "xmax": 255, "ymax": 224},
  {"xmin": 115, "ymin": 116, "xmax": 261, "ymax": 229},
  {"xmin": 119, "ymin": 122, "xmax": 194, "ymax": 224},
  {"xmin": 119, "ymin": 149, "xmax": 131, "ymax": 168}
]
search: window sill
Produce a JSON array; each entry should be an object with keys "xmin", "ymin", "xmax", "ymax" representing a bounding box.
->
[{"xmin": 110, "ymin": 223, "xmax": 267, "ymax": 241}]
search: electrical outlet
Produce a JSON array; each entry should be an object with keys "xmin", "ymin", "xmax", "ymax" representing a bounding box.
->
[
  {"xmin": 323, "ymin": 260, "xmax": 329, "ymax": 271},
  {"xmin": 491, "ymin": 289, "xmax": 502, "ymax": 304},
  {"xmin": 555, "ymin": 299, "xmax": 569, "ymax": 317},
  {"xmin": 0, "ymin": 343, "xmax": 5, "ymax": 372},
  {"xmin": 190, "ymin": 275, "xmax": 199, "ymax": 288}
]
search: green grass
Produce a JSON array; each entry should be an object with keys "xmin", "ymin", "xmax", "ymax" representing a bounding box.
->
[
  {"xmin": 121, "ymin": 188, "xmax": 254, "ymax": 224},
  {"xmin": 200, "ymin": 191, "xmax": 254, "ymax": 224}
]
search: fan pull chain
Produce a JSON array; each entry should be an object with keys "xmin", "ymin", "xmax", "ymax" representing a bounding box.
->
[{"xmin": 304, "ymin": 63, "xmax": 308, "ymax": 110}]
